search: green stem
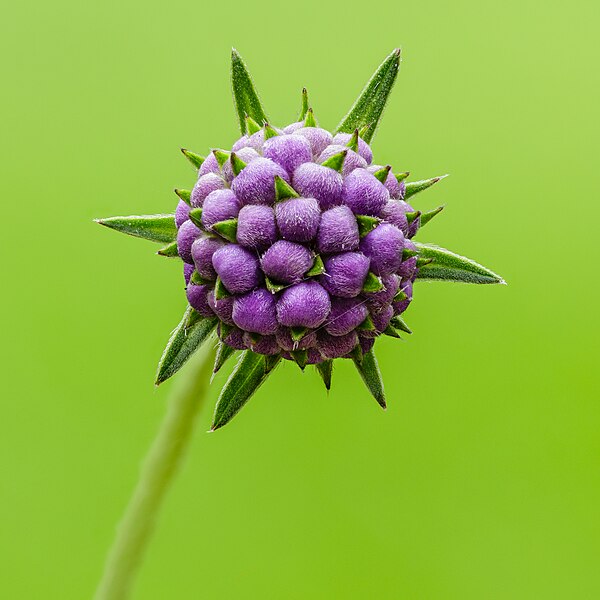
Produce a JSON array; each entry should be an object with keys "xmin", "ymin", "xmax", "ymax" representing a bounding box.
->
[{"xmin": 94, "ymin": 343, "xmax": 215, "ymax": 600}]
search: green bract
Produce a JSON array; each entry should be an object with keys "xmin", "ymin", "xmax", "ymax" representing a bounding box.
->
[{"xmin": 96, "ymin": 49, "xmax": 504, "ymax": 430}]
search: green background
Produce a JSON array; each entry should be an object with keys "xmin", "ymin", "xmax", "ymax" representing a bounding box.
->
[{"xmin": 2, "ymin": 0, "xmax": 599, "ymax": 597}]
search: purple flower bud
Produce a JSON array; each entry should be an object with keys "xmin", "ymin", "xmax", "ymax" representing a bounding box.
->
[
  {"xmin": 191, "ymin": 235, "xmax": 225, "ymax": 280},
  {"xmin": 231, "ymin": 157, "xmax": 289, "ymax": 205},
  {"xmin": 275, "ymin": 328, "xmax": 317, "ymax": 352},
  {"xmin": 318, "ymin": 144, "xmax": 367, "ymax": 176},
  {"xmin": 306, "ymin": 348, "xmax": 324, "ymax": 364},
  {"xmin": 317, "ymin": 205, "xmax": 360, "ymax": 254},
  {"xmin": 232, "ymin": 288, "xmax": 278, "ymax": 335},
  {"xmin": 175, "ymin": 200, "xmax": 190, "ymax": 228},
  {"xmin": 325, "ymin": 297, "xmax": 369, "ymax": 336},
  {"xmin": 232, "ymin": 130, "xmax": 265, "ymax": 152},
  {"xmin": 293, "ymin": 127, "xmax": 333, "ymax": 157},
  {"xmin": 183, "ymin": 263, "xmax": 194, "ymax": 285},
  {"xmin": 201, "ymin": 189, "xmax": 240, "ymax": 230},
  {"xmin": 292, "ymin": 162, "xmax": 343, "ymax": 210},
  {"xmin": 379, "ymin": 199, "xmax": 415, "ymax": 237},
  {"xmin": 219, "ymin": 325, "xmax": 246, "ymax": 350},
  {"xmin": 191, "ymin": 173, "xmax": 225, "ymax": 208},
  {"xmin": 342, "ymin": 168, "xmax": 390, "ymax": 216},
  {"xmin": 332, "ymin": 132, "xmax": 373, "ymax": 164},
  {"xmin": 177, "ymin": 219, "xmax": 202, "ymax": 264},
  {"xmin": 317, "ymin": 330, "xmax": 359, "ymax": 359},
  {"xmin": 207, "ymin": 292, "xmax": 235, "ymax": 325},
  {"xmin": 393, "ymin": 280, "xmax": 413, "ymax": 315},
  {"xmin": 198, "ymin": 152, "xmax": 220, "ymax": 176},
  {"xmin": 243, "ymin": 333, "xmax": 280, "ymax": 355},
  {"xmin": 277, "ymin": 281, "xmax": 331, "ymax": 328},
  {"xmin": 359, "ymin": 223, "xmax": 404, "ymax": 276},
  {"xmin": 236, "ymin": 205, "xmax": 277, "ymax": 250},
  {"xmin": 212, "ymin": 245, "xmax": 262, "ymax": 294},
  {"xmin": 371, "ymin": 305, "xmax": 394, "ymax": 334},
  {"xmin": 367, "ymin": 164, "xmax": 400, "ymax": 197},
  {"xmin": 260, "ymin": 240, "xmax": 314, "ymax": 284},
  {"xmin": 221, "ymin": 147, "xmax": 260, "ymax": 183},
  {"xmin": 358, "ymin": 336, "xmax": 375, "ymax": 355},
  {"xmin": 275, "ymin": 197, "xmax": 321, "ymax": 243},
  {"xmin": 320, "ymin": 252, "xmax": 370, "ymax": 298},
  {"xmin": 397, "ymin": 239, "xmax": 418, "ymax": 279},
  {"xmin": 283, "ymin": 121, "xmax": 304, "ymax": 134},
  {"xmin": 263, "ymin": 134, "xmax": 312, "ymax": 176},
  {"xmin": 186, "ymin": 284, "xmax": 214, "ymax": 317},
  {"xmin": 363, "ymin": 274, "xmax": 400, "ymax": 313}
]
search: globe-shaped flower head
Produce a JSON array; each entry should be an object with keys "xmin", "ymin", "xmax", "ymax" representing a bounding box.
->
[{"xmin": 97, "ymin": 49, "xmax": 504, "ymax": 429}]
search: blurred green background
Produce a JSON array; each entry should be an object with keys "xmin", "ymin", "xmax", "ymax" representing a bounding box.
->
[{"xmin": 2, "ymin": 0, "xmax": 599, "ymax": 597}]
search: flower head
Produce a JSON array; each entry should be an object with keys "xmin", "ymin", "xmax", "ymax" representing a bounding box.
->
[{"xmin": 97, "ymin": 49, "xmax": 504, "ymax": 429}]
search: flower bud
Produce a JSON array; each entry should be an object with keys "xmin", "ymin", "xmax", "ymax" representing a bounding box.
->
[
  {"xmin": 191, "ymin": 235, "xmax": 225, "ymax": 280},
  {"xmin": 236, "ymin": 205, "xmax": 277, "ymax": 249},
  {"xmin": 261, "ymin": 241, "xmax": 314, "ymax": 284},
  {"xmin": 332, "ymin": 132, "xmax": 373, "ymax": 164},
  {"xmin": 263, "ymin": 134, "xmax": 312, "ymax": 176},
  {"xmin": 317, "ymin": 330, "xmax": 359, "ymax": 359},
  {"xmin": 177, "ymin": 220, "xmax": 202, "ymax": 263},
  {"xmin": 201, "ymin": 189, "xmax": 240, "ymax": 229},
  {"xmin": 359, "ymin": 223, "xmax": 404, "ymax": 276},
  {"xmin": 293, "ymin": 127, "xmax": 333, "ymax": 157},
  {"xmin": 343, "ymin": 168, "xmax": 390, "ymax": 216},
  {"xmin": 186, "ymin": 284, "xmax": 214, "ymax": 317},
  {"xmin": 325, "ymin": 297, "xmax": 369, "ymax": 336},
  {"xmin": 277, "ymin": 281, "xmax": 331, "ymax": 328},
  {"xmin": 275, "ymin": 197, "xmax": 321, "ymax": 243},
  {"xmin": 292, "ymin": 162, "xmax": 344, "ymax": 210},
  {"xmin": 191, "ymin": 173, "xmax": 225, "ymax": 207},
  {"xmin": 175, "ymin": 201, "xmax": 190, "ymax": 228},
  {"xmin": 367, "ymin": 164, "xmax": 400, "ymax": 197},
  {"xmin": 212, "ymin": 245, "xmax": 262, "ymax": 294},
  {"xmin": 318, "ymin": 144, "xmax": 367, "ymax": 176},
  {"xmin": 231, "ymin": 157, "xmax": 289, "ymax": 205},
  {"xmin": 320, "ymin": 252, "xmax": 370, "ymax": 298},
  {"xmin": 316, "ymin": 205, "xmax": 360, "ymax": 254},
  {"xmin": 233, "ymin": 288, "xmax": 278, "ymax": 335}
]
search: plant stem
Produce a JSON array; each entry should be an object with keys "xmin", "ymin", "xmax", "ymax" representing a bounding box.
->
[{"xmin": 94, "ymin": 343, "xmax": 215, "ymax": 600}]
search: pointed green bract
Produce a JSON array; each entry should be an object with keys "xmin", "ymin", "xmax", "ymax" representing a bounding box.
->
[
  {"xmin": 211, "ymin": 342, "xmax": 236, "ymax": 381},
  {"xmin": 290, "ymin": 326, "xmax": 308, "ymax": 342},
  {"xmin": 231, "ymin": 49, "xmax": 268, "ymax": 134},
  {"xmin": 373, "ymin": 165, "xmax": 391, "ymax": 184},
  {"xmin": 304, "ymin": 107, "xmax": 317, "ymax": 128},
  {"xmin": 212, "ymin": 218, "xmax": 238, "ymax": 243},
  {"xmin": 174, "ymin": 188, "xmax": 191, "ymax": 205},
  {"xmin": 263, "ymin": 123, "xmax": 279, "ymax": 140},
  {"xmin": 265, "ymin": 277, "xmax": 287, "ymax": 294},
  {"xmin": 211, "ymin": 350, "xmax": 280, "ymax": 430},
  {"xmin": 274, "ymin": 175, "xmax": 299, "ymax": 201},
  {"xmin": 356, "ymin": 214, "xmax": 380, "ymax": 237},
  {"xmin": 157, "ymin": 241, "xmax": 179, "ymax": 257},
  {"xmin": 189, "ymin": 208, "xmax": 203, "ymax": 228},
  {"xmin": 335, "ymin": 48, "xmax": 401, "ymax": 143},
  {"xmin": 402, "ymin": 248, "xmax": 418, "ymax": 260},
  {"xmin": 416, "ymin": 257, "xmax": 434, "ymax": 267},
  {"xmin": 394, "ymin": 289, "xmax": 408, "ymax": 302},
  {"xmin": 212, "ymin": 149, "xmax": 230, "ymax": 168},
  {"xmin": 215, "ymin": 276, "xmax": 230, "ymax": 300},
  {"xmin": 414, "ymin": 242, "xmax": 505, "ymax": 284},
  {"xmin": 230, "ymin": 152, "xmax": 247, "ymax": 176},
  {"xmin": 299, "ymin": 87, "xmax": 309, "ymax": 120},
  {"xmin": 291, "ymin": 349, "xmax": 308, "ymax": 369},
  {"xmin": 190, "ymin": 271, "xmax": 211, "ymax": 285},
  {"xmin": 357, "ymin": 314, "xmax": 376, "ymax": 331},
  {"xmin": 395, "ymin": 171, "xmax": 409, "ymax": 183},
  {"xmin": 346, "ymin": 129, "xmax": 359, "ymax": 152},
  {"xmin": 321, "ymin": 149, "xmax": 347, "ymax": 172},
  {"xmin": 306, "ymin": 255, "xmax": 325, "ymax": 277},
  {"xmin": 155, "ymin": 308, "xmax": 218, "ymax": 385},
  {"xmin": 315, "ymin": 360, "xmax": 333, "ymax": 391},
  {"xmin": 353, "ymin": 348, "xmax": 386, "ymax": 409},
  {"xmin": 406, "ymin": 210, "xmax": 421, "ymax": 224},
  {"xmin": 383, "ymin": 325, "xmax": 401, "ymax": 338},
  {"xmin": 245, "ymin": 115, "xmax": 261, "ymax": 134},
  {"xmin": 390, "ymin": 315, "xmax": 412, "ymax": 334},
  {"xmin": 95, "ymin": 214, "xmax": 177, "ymax": 244},
  {"xmin": 404, "ymin": 175, "xmax": 447, "ymax": 199},
  {"xmin": 181, "ymin": 148, "xmax": 205, "ymax": 169},
  {"xmin": 362, "ymin": 271, "xmax": 384, "ymax": 293},
  {"xmin": 420, "ymin": 206, "xmax": 444, "ymax": 227}
]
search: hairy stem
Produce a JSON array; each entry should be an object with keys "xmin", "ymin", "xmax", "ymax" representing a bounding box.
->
[{"xmin": 94, "ymin": 343, "xmax": 215, "ymax": 600}]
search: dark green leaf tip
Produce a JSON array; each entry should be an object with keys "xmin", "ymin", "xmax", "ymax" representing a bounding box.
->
[
  {"xmin": 357, "ymin": 314, "xmax": 376, "ymax": 331},
  {"xmin": 362, "ymin": 271, "xmax": 385, "ymax": 293},
  {"xmin": 212, "ymin": 149, "xmax": 230, "ymax": 169},
  {"xmin": 404, "ymin": 174, "xmax": 448, "ymax": 199},
  {"xmin": 352, "ymin": 348, "xmax": 386, "ymax": 409},
  {"xmin": 306, "ymin": 255, "xmax": 325, "ymax": 277},
  {"xmin": 291, "ymin": 349, "xmax": 308, "ymax": 370},
  {"xmin": 335, "ymin": 48, "xmax": 401, "ymax": 143},
  {"xmin": 356, "ymin": 214, "xmax": 380, "ymax": 238},
  {"xmin": 211, "ymin": 218, "xmax": 238, "ymax": 243},
  {"xmin": 406, "ymin": 210, "xmax": 421, "ymax": 224},
  {"xmin": 315, "ymin": 360, "xmax": 333, "ymax": 391},
  {"xmin": 212, "ymin": 342, "xmax": 236, "ymax": 379},
  {"xmin": 245, "ymin": 114, "xmax": 262, "ymax": 134},
  {"xmin": 373, "ymin": 165, "xmax": 391, "ymax": 184},
  {"xmin": 95, "ymin": 214, "xmax": 177, "ymax": 244},
  {"xmin": 274, "ymin": 175, "xmax": 299, "ymax": 201},
  {"xmin": 420, "ymin": 205, "xmax": 445, "ymax": 227},
  {"xmin": 304, "ymin": 107, "xmax": 318, "ymax": 128},
  {"xmin": 188, "ymin": 207, "xmax": 203, "ymax": 228},
  {"xmin": 230, "ymin": 152, "xmax": 247, "ymax": 176},
  {"xmin": 174, "ymin": 188, "xmax": 191, "ymax": 206},
  {"xmin": 181, "ymin": 148, "xmax": 205, "ymax": 169},
  {"xmin": 321, "ymin": 149, "xmax": 348, "ymax": 173},
  {"xmin": 383, "ymin": 325, "xmax": 402, "ymax": 338},
  {"xmin": 263, "ymin": 123, "xmax": 279, "ymax": 140},
  {"xmin": 299, "ymin": 87, "xmax": 309, "ymax": 120},
  {"xmin": 390, "ymin": 316, "xmax": 412, "ymax": 334},
  {"xmin": 231, "ymin": 49, "xmax": 268, "ymax": 134}
]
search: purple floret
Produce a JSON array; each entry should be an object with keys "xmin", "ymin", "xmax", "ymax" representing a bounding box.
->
[
  {"xmin": 208, "ymin": 292, "xmax": 235, "ymax": 325},
  {"xmin": 175, "ymin": 201, "xmax": 190, "ymax": 228},
  {"xmin": 367, "ymin": 164, "xmax": 401, "ymax": 198},
  {"xmin": 293, "ymin": 127, "xmax": 333, "ymax": 157},
  {"xmin": 222, "ymin": 147, "xmax": 260, "ymax": 183},
  {"xmin": 277, "ymin": 281, "xmax": 331, "ymax": 328},
  {"xmin": 233, "ymin": 288, "xmax": 278, "ymax": 335},
  {"xmin": 177, "ymin": 220, "xmax": 202, "ymax": 264},
  {"xmin": 186, "ymin": 284, "xmax": 214, "ymax": 317},
  {"xmin": 191, "ymin": 236, "xmax": 225, "ymax": 280},
  {"xmin": 231, "ymin": 157, "xmax": 289, "ymax": 205},
  {"xmin": 201, "ymin": 189, "xmax": 240, "ymax": 230},
  {"xmin": 317, "ymin": 330, "xmax": 359, "ymax": 359},
  {"xmin": 263, "ymin": 134, "xmax": 312, "ymax": 176},
  {"xmin": 342, "ymin": 168, "xmax": 390, "ymax": 216},
  {"xmin": 236, "ymin": 205, "xmax": 277, "ymax": 250},
  {"xmin": 191, "ymin": 173, "xmax": 225, "ymax": 207},
  {"xmin": 320, "ymin": 252, "xmax": 370, "ymax": 298},
  {"xmin": 292, "ymin": 162, "xmax": 343, "ymax": 210},
  {"xmin": 325, "ymin": 297, "xmax": 369, "ymax": 336},
  {"xmin": 332, "ymin": 132, "xmax": 373, "ymax": 164},
  {"xmin": 379, "ymin": 199, "xmax": 415, "ymax": 237},
  {"xmin": 275, "ymin": 197, "xmax": 321, "ymax": 243},
  {"xmin": 212, "ymin": 245, "xmax": 262, "ymax": 294},
  {"xmin": 317, "ymin": 205, "xmax": 360, "ymax": 254},
  {"xmin": 359, "ymin": 223, "xmax": 405, "ymax": 277},
  {"xmin": 261, "ymin": 240, "xmax": 314, "ymax": 284}
]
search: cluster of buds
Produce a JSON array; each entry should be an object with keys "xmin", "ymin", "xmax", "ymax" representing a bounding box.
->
[{"xmin": 98, "ymin": 49, "xmax": 503, "ymax": 429}]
